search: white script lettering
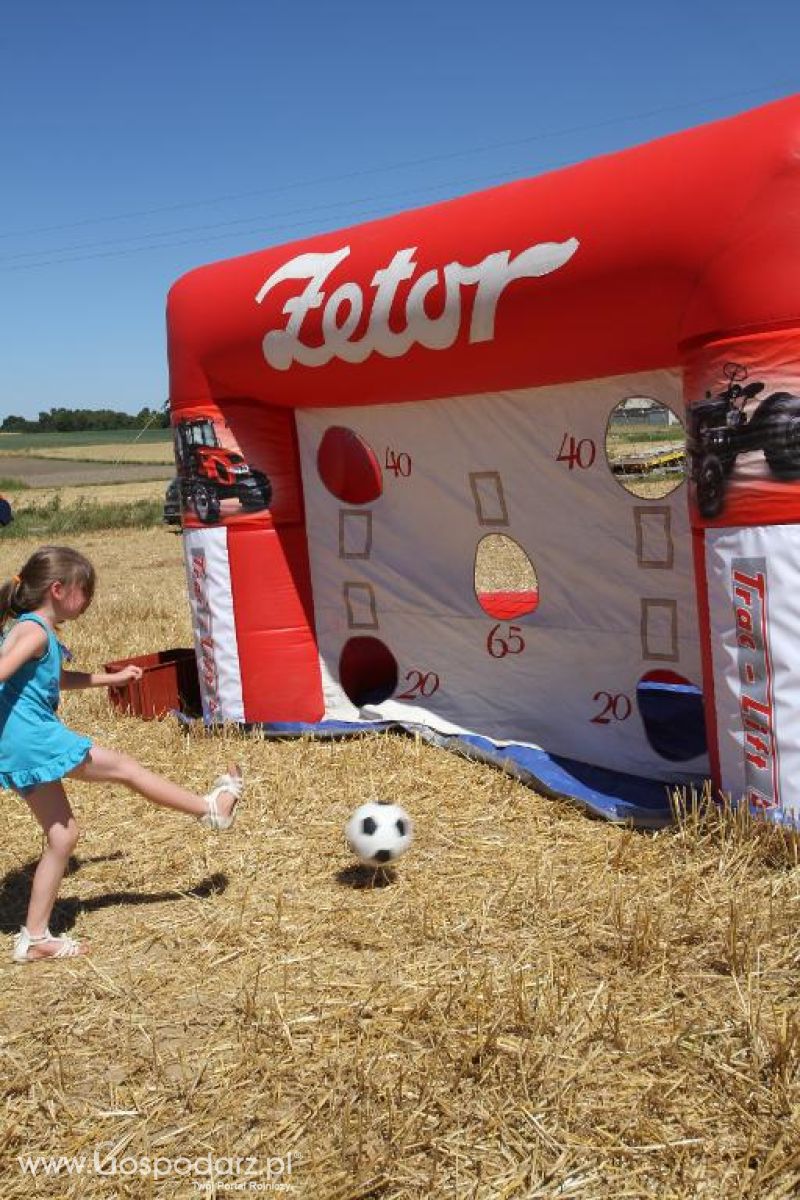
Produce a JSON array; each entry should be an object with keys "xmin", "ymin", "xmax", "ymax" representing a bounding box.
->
[{"xmin": 254, "ymin": 238, "xmax": 579, "ymax": 370}]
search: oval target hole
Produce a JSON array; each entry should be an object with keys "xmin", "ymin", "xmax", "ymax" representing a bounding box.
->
[
  {"xmin": 317, "ymin": 426, "xmax": 383, "ymax": 504},
  {"xmin": 339, "ymin": 637, "xmax": 398, "ymax": 707},
  {"xmin": 474, "ymin": 534, "xmax": 538, "ymax": 619},
  {"xmin": 606, "ymin": 398, "xmax": 686, "ymax": 499},
  {"xmin": 637, "ymin": 669, "xmax": 707, "ymax": 762}
]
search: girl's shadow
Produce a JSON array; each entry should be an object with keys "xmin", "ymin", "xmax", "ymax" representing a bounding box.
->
[{"xmin": 0, "ymin": 852, "xmax": 228, "ymax": 935}]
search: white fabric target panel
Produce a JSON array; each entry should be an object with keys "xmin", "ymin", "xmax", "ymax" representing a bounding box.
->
[{"xmin": 296, "ymin": 370, "xmax": 708, "ymax": 783}]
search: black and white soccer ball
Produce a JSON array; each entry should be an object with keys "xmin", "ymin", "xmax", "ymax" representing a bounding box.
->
[{"xmin": 345, "ymin": 800, "xmax": 413, "ymax": 867}]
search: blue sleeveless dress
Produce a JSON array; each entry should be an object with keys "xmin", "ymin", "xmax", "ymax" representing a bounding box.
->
[{"xmin": 0, "ymin": 614, "xmax": 92, "ymax": 795}]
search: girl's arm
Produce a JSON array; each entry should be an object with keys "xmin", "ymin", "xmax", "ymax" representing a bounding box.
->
[
  {"xmin": 61, "ymin": 663, "xmax": 143, "ymax": 690},
  {"xmin": 0, "ymin": 622, "xmax": 48, "ymax": 682}
]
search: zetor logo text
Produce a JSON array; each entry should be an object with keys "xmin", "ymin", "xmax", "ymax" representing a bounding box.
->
[{"xmin": 254, "ymin": 238, "xmax": 579, "ymax": 370}]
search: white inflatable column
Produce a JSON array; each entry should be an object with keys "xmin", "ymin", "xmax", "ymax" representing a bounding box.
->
[{"xmin": 686, "ymin": 330, "xmax": 800, "ymax": 823}]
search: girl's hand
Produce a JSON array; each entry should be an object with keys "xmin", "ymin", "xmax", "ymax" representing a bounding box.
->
[
  {"xmin": 108, "ymin": 664, "xmax": 143, "ymax": 685},
  {"xmin": 63, "ymin": 662, "xmax": 145, "ymax": 690}
]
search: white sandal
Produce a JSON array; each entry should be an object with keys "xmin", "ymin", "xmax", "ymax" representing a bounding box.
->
[
  {"xmin": 13, "ymin": 926, "xmax": 85, "ymax": 963},
  {"xmin": 200, "ymin": 772, "xmax": 244, "ymax": 831}
]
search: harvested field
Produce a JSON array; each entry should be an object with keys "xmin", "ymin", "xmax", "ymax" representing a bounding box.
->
[
  {"xmin": 0, "ymin": 528, "xmax": 798, "ymax": 1199},
  {"xmin": 0, "ymin": 455, "xmax": 173, "ymax": 487},
  {"xmin": 3, "ymin": 441, "xmax": 174, "ymax": 465}
]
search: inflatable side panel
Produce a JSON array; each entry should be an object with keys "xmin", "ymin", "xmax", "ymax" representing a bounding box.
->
[
  {"xmin": 182, "ymin": 526, "xmax": 244, "ymax": 723},
  {"xmin": 176, "ymin": 404, "xmax": 324, "ymax": 722},
  {"xmin": 228, "ymin": 402, "xmax": 323, "ymax": 723},
  {"xmin": 228, "ymin": 523, "xmax": 323, "ymax": 722},
  {"xmin": 702, "ymin": 523, "xmax": 800, "ymax": 817},
  {"xmin": 685, "ymin": 327, "xmax": 800, "ymax": 823}
]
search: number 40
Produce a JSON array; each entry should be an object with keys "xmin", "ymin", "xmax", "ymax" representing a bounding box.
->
[
  {"xmin": 557, "ymin": 433, "xmax": 596, "ymax": 470},
  {"xmin": 385, "ymin": 448, "xmax": 412, "ymax": 477}
]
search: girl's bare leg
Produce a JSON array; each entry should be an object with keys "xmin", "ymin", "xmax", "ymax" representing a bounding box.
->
[
  {"xmin": 23, "ymin": 781, "xmax": 88, "ymax": 958},
  {"xmin": 68, "ymin": 747, "xmax": 241, "ymax": 820}
]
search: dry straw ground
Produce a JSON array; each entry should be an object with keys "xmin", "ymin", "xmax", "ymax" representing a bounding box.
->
[{"xmin": 0, "ymin": 528, "xmax": 798, "ymax": 1199}]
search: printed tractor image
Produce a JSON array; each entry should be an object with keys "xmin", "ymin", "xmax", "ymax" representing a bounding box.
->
[
  {"xmin": 689, "ymin": 362, "xmax": 800, "ymax": 518},
  {"xmin": 164, "ymin": 417, "xmax": 272, "ymax": 525}
]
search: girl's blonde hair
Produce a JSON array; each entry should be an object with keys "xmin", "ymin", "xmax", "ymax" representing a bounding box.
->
[{"xmin": 0, "ymin": 545, "xmax": 96, "ymax": 629}]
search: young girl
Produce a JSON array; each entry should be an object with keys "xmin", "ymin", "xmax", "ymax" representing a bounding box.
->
[{"xmin": 0, "ymin": 545, "xmax": 243, "ymax": 964}]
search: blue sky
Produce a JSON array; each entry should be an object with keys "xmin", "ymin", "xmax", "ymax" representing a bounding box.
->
[{"xmin": 1, "ymin": 0, "xmax": 798, "ymax": 421}]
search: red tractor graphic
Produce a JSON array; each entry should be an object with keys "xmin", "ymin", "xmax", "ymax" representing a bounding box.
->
[{"xmin": 164, "ymin": 417, "xmax": 272, "ymax": 525}]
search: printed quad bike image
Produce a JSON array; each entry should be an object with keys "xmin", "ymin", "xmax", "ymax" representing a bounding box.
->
[
  {"xmin": 164, "ymin": 417, "xmax": 272, "ymax": 525},
  {"xmin": 689, "ymin": 362, "xmax": 800, "ymax": 518}
]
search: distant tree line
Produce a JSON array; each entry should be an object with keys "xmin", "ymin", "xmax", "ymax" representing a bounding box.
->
[{"xmin": 1, "ymin": 407, "xmax": 170, "ymax": 433}]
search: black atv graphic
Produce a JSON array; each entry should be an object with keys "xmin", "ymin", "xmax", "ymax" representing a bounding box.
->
[{"xmin": 689, "ymin": 362, "xmax": 800, "ymax": 518}]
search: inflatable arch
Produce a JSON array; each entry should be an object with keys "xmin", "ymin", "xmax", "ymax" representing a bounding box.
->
[{"xmin": 167, "ymin": 95, "xmax": 800, "ymax": 827}]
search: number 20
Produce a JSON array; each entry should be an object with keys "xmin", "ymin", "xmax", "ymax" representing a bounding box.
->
[
  {"xmin": 397, "ymin": 670, "xmax": 440, "ymax": 699},
  {"xmin": 591, "ymin": 691, "xmax": 632, "ymax": 724}
]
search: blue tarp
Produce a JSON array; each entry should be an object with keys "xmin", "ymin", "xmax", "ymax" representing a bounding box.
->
[
  {"xmin": 190, "ymin": 717, "xmax": 700, "ymax": 828},
  {"xmin": 175, "ymin": 682, "xmax": 714, "ymax": 827}
]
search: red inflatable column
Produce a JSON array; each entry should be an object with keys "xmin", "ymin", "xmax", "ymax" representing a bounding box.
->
[{"xmin": 175, "ymin": 399, "xmax": 324, "ymax": 725}]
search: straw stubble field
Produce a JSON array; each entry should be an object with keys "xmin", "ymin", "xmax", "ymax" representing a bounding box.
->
[{"xmin": 0, "ymin": 527, "xmax": 798, "ymax": 1199}]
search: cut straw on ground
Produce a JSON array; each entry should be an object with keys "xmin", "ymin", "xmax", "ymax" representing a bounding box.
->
[{"xmin": 0, "ymin": 527, "xmax": 797, "ymax": 1199}]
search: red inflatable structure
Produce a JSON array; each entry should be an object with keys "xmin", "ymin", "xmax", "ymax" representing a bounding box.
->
[{"xmin": 167, "ymin": 95, "xmax": 800, "ymax": 826}]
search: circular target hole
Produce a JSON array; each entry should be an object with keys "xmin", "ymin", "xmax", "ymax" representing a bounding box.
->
[
  {"xmin": 317, "ymin": 426, "xmax": 383, "ymax": 504},
  {"xmin": 637, "ymin": 669, "xmax": 707, "ymax": 762},
  {"xmin": 474, "ymin": 534, "xmax": 538, "ymax": 619},
  {"xmin": 606, "ymin": 398, "xmax": 686, "ymax": 499},
  {"xmin": 339, "ymin": 636, "xmax": 398, "ymax": 706}
]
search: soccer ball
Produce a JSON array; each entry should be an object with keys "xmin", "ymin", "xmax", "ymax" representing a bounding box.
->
[{"xmin": 345, "ymin": 800, "xmax": 413, "ymax": 866}]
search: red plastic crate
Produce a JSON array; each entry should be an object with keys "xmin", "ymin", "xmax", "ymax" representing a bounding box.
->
[{"xmin": 105, "ymin": 648, "xmax": 201, "ymax": 720}]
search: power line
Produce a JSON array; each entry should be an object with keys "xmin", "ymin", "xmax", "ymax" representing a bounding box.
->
[
  {"xmin": 1, "ymin": 81, "xmax": 793, "ymax": 244},
  {"xmin": 0, "ymin": 161, "xmax": 572, "ymax": 269},
  {"xmin": 0, "ymin": 175, "xmax": 522, "ymax": 273}
]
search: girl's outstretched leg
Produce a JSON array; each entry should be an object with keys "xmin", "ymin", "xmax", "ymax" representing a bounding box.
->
[
  {"xmin": 17, "ymin": 780, "xmax": 88, "ymax": 961},
  {"xmin": 68, "ymin": 747, "xmax": 242, "ymax": 824}
]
